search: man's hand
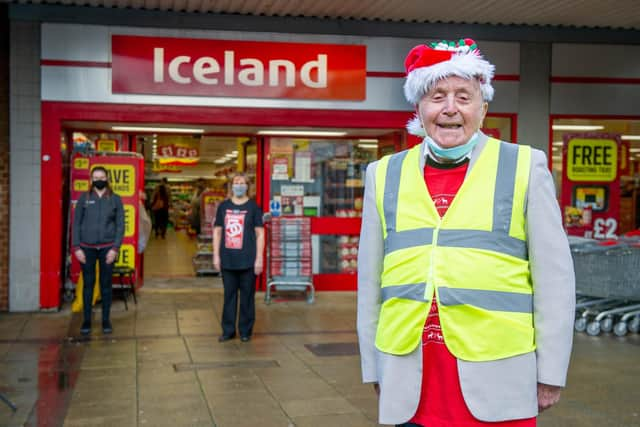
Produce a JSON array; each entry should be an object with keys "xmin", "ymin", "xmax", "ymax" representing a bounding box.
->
[
  {"xmin": 537, "ymin": 383, "xmax": 562, "ymax": 412},
  {"xmin": 213, "ymin": 254, "xmax": 221, "ymax": 272},
  {"xmin": 373, "ymin": 383, "xmax": 380, "ymax": 397},
  {"xmin": 105, "ymin": 249, "xmax": 118, "ymax": 265},
  {"xmin": 254, "ymin": 259, "xmax": 264, "ymax": 276},
  {"xmin": 74, "ymin": 249, "xmax": 86, "ymax": 264}
]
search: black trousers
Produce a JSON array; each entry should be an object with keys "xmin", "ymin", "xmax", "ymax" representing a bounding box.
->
[
  {"xmin": 221, "ymin": 268, "xmax": 256, "ymax": 338},
  {"xmin": 154, "ymin": 209, "xmax": 169, "ymax": 237},
  {"xmin": 80, "ymin": 246, "xmax": 114, "ymax": 324}
]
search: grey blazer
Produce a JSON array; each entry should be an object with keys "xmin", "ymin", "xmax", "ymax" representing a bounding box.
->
[{"xmin": 356, "ymin": 133, "xmax": 576, "ymax": 425}]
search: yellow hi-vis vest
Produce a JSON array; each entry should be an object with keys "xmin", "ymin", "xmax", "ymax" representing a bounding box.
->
[{"xmin": 374, "ymin": 138, "xmax": 534, "ymax": 361}]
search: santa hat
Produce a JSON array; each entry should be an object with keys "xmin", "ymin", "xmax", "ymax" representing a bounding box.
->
[{"xmin": 404, "ymin": 39, "xmax": 495, "ymax": 136}]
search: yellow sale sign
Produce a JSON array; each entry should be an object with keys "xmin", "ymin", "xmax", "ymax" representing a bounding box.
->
[
  {"xmin": 123, "ymin": 204, "xmax": 136, "ymax": 237},
  {"xmin": 92, "ymin": 164, "xmax": 136, "ymax": 196},
  {"xmin": 115, "ymin": 243, "xmax": 136, "ymax": 269},
  {"xmin": 566, "ymin": 138, "xmax": 617, "ymax": 182},
  {"xmin": 73, "ymin": 157, "xmax": 90, "ymax": 170},
  {"xmin": 73, "ymin": 180, "xmax": 89, "ymax": 192}
]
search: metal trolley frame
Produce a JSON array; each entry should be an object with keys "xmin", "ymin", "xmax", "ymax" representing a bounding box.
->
[
  {"xmin": 264, "ymin": 217, "xmax": 315, "ymax": 304},
  {"xmin": 570, "ymin": 237, "xmax": 640, "ymax": 336}
]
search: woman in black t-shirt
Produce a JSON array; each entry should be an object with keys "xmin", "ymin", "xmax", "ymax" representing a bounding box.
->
[{"xmin": 213, "ymin": 173, "xmax": 264, "ymax": 342}]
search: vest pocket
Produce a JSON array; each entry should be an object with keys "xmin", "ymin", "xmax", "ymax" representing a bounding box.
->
[{"xmin": 375, "ymin": 297, "xmax": 429, "ymax": 355}]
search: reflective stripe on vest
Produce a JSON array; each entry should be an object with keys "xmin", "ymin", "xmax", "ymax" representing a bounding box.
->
[
  {"xmin": 383, "ymin": 142, "xmax": 527, "ymax": 260},
  {"xmin": 374, "ymin": 138, "xmax": 535, "ymax": 361}
]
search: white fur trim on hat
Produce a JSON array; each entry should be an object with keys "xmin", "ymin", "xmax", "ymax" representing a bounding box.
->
[
  {"xmin": 406, "ymin": 114, "xmax": 426, "ymax": 137},
  {"xmin": 403, "ymin": 52, "xmax": 495, "ymax": 106}
]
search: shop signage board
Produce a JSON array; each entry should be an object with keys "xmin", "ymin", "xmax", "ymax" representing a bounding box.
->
[
  {"xmin": 561, "ymin": 134, "xmax": 622, "ymax": 239},
  {"xmin": 69, "ymin": 153, "xmax": 144, "ymax": 286},
  {"xmin": 112, "ymin": 35, "xmax": 366, "ymax": 100}
]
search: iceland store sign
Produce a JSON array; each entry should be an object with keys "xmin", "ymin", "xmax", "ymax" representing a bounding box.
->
[{"xmin": 112, "ymin": 35, "xmax": 366, "ymax": 100}]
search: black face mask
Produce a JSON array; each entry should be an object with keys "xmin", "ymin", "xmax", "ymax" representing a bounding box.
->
[{"xmin": 92, "ymin": 180, "xmax": 108, "ymax": 190}]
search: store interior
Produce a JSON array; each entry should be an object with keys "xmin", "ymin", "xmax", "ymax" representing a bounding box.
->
[
  {"xmin": 64, "ymin": 122, "xmax": 400, "ymax": 286},
  {"xmin": 64, "ymin": 114, "xmax": 640, "ymax": 288}
]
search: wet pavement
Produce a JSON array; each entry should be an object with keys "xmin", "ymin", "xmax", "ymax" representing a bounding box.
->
[{"xmin": 0, "ymin": 281, "xmax": 638, "ymax": 427}]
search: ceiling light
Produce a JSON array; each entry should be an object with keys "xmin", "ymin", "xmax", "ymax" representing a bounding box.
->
[
  {"xmin": 111, "ymin": 126, "xmax": 205, "ymax": 133},
  {"xmin": 629, "ymin": 148, "xmax": 640, "ymax": 153},
  {"xmin": 256, "ymin": 130, "xmax": 347, "ymax": 137},
  {"xmin": 358, "ymin": 139, "xmax": 378, "ymax": 143},
  {"xmin": 552, "ymin": 125, "xmax": 604, "ymax": 131},
  {"xmin": 552, "ymin": 141, "xmax": 564, "ymax": 146},
  {"xmin": 621, "ymin": 135, "xmax": 640, "ymax": 141},
  {"xmin": 231, "ymin": 150, "xmax": 238, "ymax": 154},
  {"xmin": 358, "ymin": 143, "xmax": 379, "ymax": 149}
]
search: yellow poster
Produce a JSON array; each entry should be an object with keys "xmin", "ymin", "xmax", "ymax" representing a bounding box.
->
[
  {"xmin": 123, "ymin": 204, "xmax": 136, "ymax": 237},
  {"xmin": 566, "ymin": 138, "xmax": 618, "ymax": 182},
  {"xmin": 74, "ymin": 180, "xmax": 89, "ymax": 192},
  {"xmin": 73, "ymin": 157, "xmax": 90, "ymax": 170},
  {"xmin": 97, "ymin": 139, "xmax": 118, "ymax": 152},
  {"xmin": 92, "ymin": 164, "xmax": 136, "ymax": 196},
  {"xmin": 115, "ymin": 244, "xmax": 136, "ymax": 269}
]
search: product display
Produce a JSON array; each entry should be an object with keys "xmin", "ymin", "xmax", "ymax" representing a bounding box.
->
[{"xmin": 169, "ymin": 183, "xmax": 194, "ymax": 231}]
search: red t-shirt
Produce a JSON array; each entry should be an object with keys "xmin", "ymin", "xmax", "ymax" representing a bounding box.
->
[{"xmin": 409, "ymin": 159, "xmax": 536, "ymax": 427}]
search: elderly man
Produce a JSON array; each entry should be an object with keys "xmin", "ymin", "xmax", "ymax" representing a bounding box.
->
[{"xmin": 357, "ymin": 39, "xmax": 575, "ymax": 427}]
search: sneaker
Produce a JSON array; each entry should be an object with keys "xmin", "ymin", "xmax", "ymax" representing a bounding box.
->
[
  {"xmin": 80, "ymin": 321, "xmax": 91, "ymax": 336},
  {"xmin": 240, "ymin": 336, "xmax": 251, "ymax": 342},
  {"xmin": 218, "ymin": 334, "xmax": 235, "ymax": 342},
  {"xmin": 102, "ymin": 320, "xmax": 113, "ymax": 334}
]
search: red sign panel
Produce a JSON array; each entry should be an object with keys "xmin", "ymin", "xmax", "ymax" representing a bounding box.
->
[{"xmin": 112, "ymin": 35, "xmax": 366, "ymax": 100}]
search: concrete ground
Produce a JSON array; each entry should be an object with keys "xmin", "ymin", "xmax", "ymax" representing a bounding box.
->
[{"xmin": 0, "ymin": 280, "xmax": 638, "ymax": 427}]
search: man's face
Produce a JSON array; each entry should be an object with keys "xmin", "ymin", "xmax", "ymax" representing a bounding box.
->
[{"xmin": 417, "ymin": 76, "xmax": 488, "ymax": 149}]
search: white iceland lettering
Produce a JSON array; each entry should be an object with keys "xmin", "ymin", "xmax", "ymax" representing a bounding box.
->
[
  {"xmin": 238, "ymin": 59, "xmax": 264, "ymax": 86},
  {"xmin": 168, "ymin": 55, "xmax": 192, "ymax": 84},
  {"xmin": 269, "ymin": 59, "xmax": 295, "ymax": 87},
  {"xmin": 224, "ymin": 51, "xmax": 234, "ymax": 85},
  {"xmin": 301, "ymin": 54, "xmax": 327, "ymax": 88},
  {"xmin": 153, "ymin": 48, "xmax": 164, "ymax": 82},
  {"xmin": 154, "ymin": 48, "xmax": 329, "ymax": 89},
  {"xmin": 193, "ymin": 57, "xmax": 220, "ymax": 84}
]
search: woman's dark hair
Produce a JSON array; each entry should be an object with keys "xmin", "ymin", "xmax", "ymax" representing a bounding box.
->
[
  {"xmin": 158, "ymin": 182, "xmax": 169, "ymax": 198},
  {"xmin": 90, "ymin": 166, "xmax": 113, "ymax": 195}
]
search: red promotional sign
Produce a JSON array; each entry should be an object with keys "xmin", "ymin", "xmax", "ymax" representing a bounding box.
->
[
  {"xmin": 561, "ymin": 133, "xmax": 621, "ymax": 239},
  {"xmin": 112, "ymin": 35, "xmax": 366, "ymax": 100}
]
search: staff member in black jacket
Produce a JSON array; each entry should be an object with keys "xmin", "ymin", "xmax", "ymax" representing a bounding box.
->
[{"xmin": 72, "ymin": 166, "xmax": 125, "ymax": 336}]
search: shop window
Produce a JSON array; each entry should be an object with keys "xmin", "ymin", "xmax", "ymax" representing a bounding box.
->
[
  {"xmin": 482, "ymin": 116, "xmax": 513, "ymax": 142},
  {"xmin": 269, "ymin": 138, "xmax": 383, "ymax": 218},
  {"xmin": 268, "ymin": 137, "xmax": 392, "ymax": 276},
  {"xmin": 551, "ymin": 117, "xmax": 640, "ymax": 233}
]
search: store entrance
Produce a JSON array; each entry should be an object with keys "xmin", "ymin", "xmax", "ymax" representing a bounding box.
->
[
  {"xmin": 141, "ymin": 134, "xmax": 258, "ymax": 282},
  {"xmin": 60, "ymin": 119, "xmax": 401, "ymax": 296},
  {"xmin": 64, "ymin": 127, "xmax": 259, "ymax": 289}
]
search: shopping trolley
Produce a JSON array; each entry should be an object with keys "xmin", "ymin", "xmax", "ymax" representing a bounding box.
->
[
  {"xmin": 264, "ymin": 216, "xmax": 315, "ymax": 304},
  {"xmin": 570, "ymin": 236, "xmax": 640, "ymax": 336}
]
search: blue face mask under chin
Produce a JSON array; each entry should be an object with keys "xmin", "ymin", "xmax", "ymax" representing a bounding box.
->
[{"xmin": 426, "ymin": 132, "xmax": 480, "ymax": 160}]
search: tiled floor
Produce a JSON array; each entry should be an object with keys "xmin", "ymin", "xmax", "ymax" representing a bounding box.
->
[{"xmin": 0, "ymin": 231, "xmax": 638, "ymax": 426}]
